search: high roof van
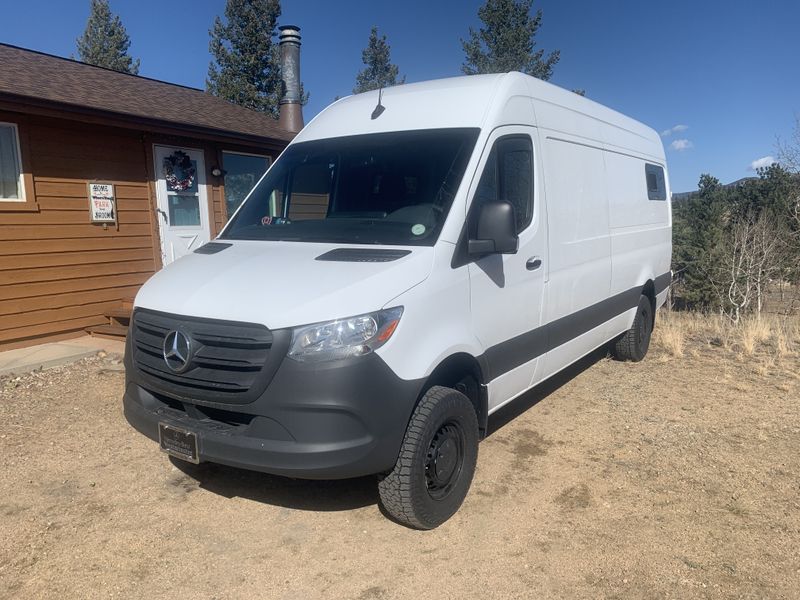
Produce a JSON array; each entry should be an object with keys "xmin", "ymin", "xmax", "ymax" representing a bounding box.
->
[{"xmin": 123, "ymin": 72, "xmax": 672, "ymax": 529}]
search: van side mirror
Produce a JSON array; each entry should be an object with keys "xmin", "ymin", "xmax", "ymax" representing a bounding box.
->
[{"xmin": 468, "ymin": 201, "xmax": 519, "ymax": 255}]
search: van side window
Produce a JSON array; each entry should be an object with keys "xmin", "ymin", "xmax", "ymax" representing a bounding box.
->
[
  {"xmin": 473, "ymin": 135, "xmax": 533, "ymax": 233},
  {"xmin": 645, "ymin": 163, "xmax": 666, "ymax": 201}
]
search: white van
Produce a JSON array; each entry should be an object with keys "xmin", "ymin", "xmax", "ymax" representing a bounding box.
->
[{"xmin": 123, "ymin": 72, "xmax": 671, "ymax": 529}]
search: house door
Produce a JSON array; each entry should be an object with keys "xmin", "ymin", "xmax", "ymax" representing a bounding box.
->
[{"xmin": 153, "ymin": 145, "xmax": 211, "ymax": 266}]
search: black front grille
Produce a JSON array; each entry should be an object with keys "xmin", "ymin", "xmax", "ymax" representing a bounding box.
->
[{"xmin": 132, "ymin": 308, "xmax": 281, "ymax": 404}]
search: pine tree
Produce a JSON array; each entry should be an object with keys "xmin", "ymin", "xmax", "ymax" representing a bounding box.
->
[
  {"xmin": 672, "ymin": 174, "xmax": 729, "ymax": 309},
  {"xmin": 353, "ymin": 27, "xmax": 404, "ymax": 94},
  {"xmin": 76, "ymin": 0, "xmax": 140, "ymax": 74},
  {"xmin": 461, "ymin": 0, "xmax": 560, "ymax": 80},
  {"xmin": 207, "ymin": 0, "xmax": 283, "ymax": 117}
]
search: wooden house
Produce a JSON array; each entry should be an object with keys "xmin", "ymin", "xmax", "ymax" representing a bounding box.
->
[{"xmin": 0, "ymin": 42, "xmax": 303, "ymax": 350}]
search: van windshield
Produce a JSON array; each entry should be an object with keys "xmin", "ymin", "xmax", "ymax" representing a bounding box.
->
[{"xmin": 221, "ymin": 128, "xmax": 479, "ymax": 246}]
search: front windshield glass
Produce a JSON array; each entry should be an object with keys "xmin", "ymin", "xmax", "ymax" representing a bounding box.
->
[{"xmin": 221, "ymin": 128, "xmax": 479, "ymax": 246}]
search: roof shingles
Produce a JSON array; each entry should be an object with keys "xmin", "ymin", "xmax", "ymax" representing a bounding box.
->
[{"xmin": 0, "ymin": 43, "xmax": 293, "ymax": 142}]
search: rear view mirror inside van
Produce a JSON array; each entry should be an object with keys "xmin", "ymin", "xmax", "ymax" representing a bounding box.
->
[{"xmin": 468, "ymin": 201, "xmax": 519, "ymax": 255}]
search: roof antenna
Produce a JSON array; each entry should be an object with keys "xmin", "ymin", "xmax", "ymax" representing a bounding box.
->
[{"xmin": 371, "ymin": 86, "xmax": 385, "ymax": 120}]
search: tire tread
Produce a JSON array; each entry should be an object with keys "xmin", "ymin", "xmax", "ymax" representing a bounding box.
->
[
  {"xmin": 378, "ymin": 386, "xmax": 478, "ymax": 529},
  {"xmin": 612, "ymin": 295, "xmax": 653, "ymax": 362}
]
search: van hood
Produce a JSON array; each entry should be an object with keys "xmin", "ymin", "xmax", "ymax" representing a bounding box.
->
[{"xmin": 134, "ymin": 241, "xmax": 434, "ymax": 329}]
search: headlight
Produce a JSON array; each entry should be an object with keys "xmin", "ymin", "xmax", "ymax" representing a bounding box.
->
[{"xmin": 287, "ymin": 307, "xmax": 403, "ymax": 363}]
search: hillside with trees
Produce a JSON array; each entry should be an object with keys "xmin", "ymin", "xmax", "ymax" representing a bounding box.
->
[{"xmin": 671, "ymin": 154, "xmax": 800, "ymax": 320}]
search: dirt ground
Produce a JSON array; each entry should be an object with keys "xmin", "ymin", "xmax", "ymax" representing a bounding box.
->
[{"xmin": 1, "ymin": 323, "xmax": 799, "ymax": 600}]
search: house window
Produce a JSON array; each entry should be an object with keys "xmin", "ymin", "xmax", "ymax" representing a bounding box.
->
[
  {"xmin": 645, "ymin": 163, "xmax": 666, "ymax": 201},
  {"xmin": 0, "ymin": 122, "xmax": 24, "ymax": 201},
  {"xmin": 222, "ymin": 151, "xmax": 270, "ymax": 218}
]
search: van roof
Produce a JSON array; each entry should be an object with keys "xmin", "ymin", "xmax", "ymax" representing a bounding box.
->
[{"xmin": 294, "ymin": 72, "xmax": 661, "ymax": 156}]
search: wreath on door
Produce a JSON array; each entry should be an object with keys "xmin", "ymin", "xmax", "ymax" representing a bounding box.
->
[{"xmin": 163, "ymin": 150, "xmax": 196, "ymax": 192}]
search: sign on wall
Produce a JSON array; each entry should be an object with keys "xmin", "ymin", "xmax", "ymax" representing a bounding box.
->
[{"xmin": 88, "ymin": 182, "xmax": 116, "ymax": 223}]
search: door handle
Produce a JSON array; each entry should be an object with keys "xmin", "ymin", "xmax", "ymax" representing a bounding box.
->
[
  {"xmin": 156, "ymin": 208, "xmax": 169, "ymax": 225},
  {"xmin": 526, "ymin": 257, "xmax": 542, "ymax": 271}
]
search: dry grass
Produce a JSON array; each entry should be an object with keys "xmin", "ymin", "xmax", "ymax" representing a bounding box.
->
[
  {"xmin": 655, "ymin": 311, "xmax": 799, "ymax": 360},
  {"xmin": 653, "ymin": 313, "xmax": 685, "ymax": 357},
  {"xmin": 774, "ymin": 317, "xmax": 800, "ymax": 357},
  {"xmin": 739, "ymin": 317, "xmax": 773, "ymax": 356}
]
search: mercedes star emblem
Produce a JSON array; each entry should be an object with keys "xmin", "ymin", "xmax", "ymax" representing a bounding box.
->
[{"xmin": 163, "ymin": 330, "xmax": 192, "ymax": 373}]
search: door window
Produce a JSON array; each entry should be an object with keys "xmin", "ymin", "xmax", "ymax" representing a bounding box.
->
[
  {"xmin": 168, "ymin": 195, "xmax": 201, "ymax": 226},
  {"xmin": 162, "ymin": 150, "xmax": 201, "ymax": 228},
  {"xmin": 473, "ymin": 136, "xmax": 534, "ymax": 233}
]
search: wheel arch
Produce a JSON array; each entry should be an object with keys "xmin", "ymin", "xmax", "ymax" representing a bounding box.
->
[
  {"xmin": 641, "ymin": 279, "xmax": 656, "ymax": 324},
  {"xmin": 419, "ymin": 352, "xmax": 489, "ymax": 438}
]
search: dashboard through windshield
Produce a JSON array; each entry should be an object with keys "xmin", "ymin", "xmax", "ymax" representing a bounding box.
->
[{"xmin": 221, "ymin": 128, "xmax": 479, "ymax": 246}]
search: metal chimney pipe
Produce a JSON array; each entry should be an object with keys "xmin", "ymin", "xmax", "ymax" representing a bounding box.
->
[{"xmin": 278, "ymin": 25, "xmax": 304, "ymax": 134}]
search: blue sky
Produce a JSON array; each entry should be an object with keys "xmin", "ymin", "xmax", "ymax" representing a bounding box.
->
[{"xmin": 2, "ymin": 0, "xmax": 798, "ymax": 192}]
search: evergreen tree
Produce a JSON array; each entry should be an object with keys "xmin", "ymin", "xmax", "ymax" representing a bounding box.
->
[
  {"xmin": 672, "ymin": 174, "xmax": 728, "ymax": 309},
  {"xmin": 207, "ymin": 0, "xmax": 283, "ymax": 117},
  {"xmin": 353, "ymin": 27, "xmax": 404, "ymax": 94},
  {"xmin": 461, "ymin": 0, "xmax": 560, "ymax": 80},
  {"xmin": 741, "ymin": 164, "xmax": 794, "ymax": 222},
  {"xmin": 672, "ymin": 167, "xmax": 800, "ymax": 311},
  {"xmin": 76, "ymin": 0, "xmax": 139, "ymax": 74}
]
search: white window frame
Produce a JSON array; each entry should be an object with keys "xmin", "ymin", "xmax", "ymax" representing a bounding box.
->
[{"xmin": 0, "ymin": 121, "xmax": 26, "ymax": 202}]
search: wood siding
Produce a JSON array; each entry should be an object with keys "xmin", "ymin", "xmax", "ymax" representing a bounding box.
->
[
  {"xmin": 0, "ymin": 110, "xmax": 286, "ymax": 350},
  {"xmin": 288, "ymin": 193, "xmax": 330, "ymax": 221},
  {"xmin": 0, "ymin": 113, "xmax": 158, "ymax": 348},
  {"xmin": 210, "ymin": 183, "xmax": 227, "ymax": 234}
]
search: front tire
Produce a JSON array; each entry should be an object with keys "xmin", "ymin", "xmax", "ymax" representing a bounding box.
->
[
  {"xmin": 612, "ymin": 294, "xmax": 653, "ymax": 362},
  {"xmin": 378, "ymin": 386, "xmax": 479, "ymax": 529}
]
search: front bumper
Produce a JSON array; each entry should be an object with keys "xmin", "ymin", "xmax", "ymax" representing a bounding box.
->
[{"xmin": 123, "ymin": 347, "xmax": 424, "ymax": 480}]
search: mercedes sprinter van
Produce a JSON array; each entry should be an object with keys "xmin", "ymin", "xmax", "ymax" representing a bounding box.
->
[{"xmin": 123, "ymin": 72, "xmax": 672, "ymax": 529}]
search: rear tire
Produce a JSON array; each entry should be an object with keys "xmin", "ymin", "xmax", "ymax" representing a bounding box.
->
[
  {"xmin": 612, "ymin": 294, "xmax": 653, "ymax": 362},
  {"xmin": 378, "ymin": 386, "xmax": 479, "ymax": 530}
]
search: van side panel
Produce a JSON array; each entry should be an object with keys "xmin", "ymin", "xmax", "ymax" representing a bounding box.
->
[
  {"xmin": 605, "ymin": 150, "xmax": 672, "ymax": 307},
  {"xmin": 375, "ymin": 243, "xmax": 484, "ymax": 382},
  {"xmin": 605, "ymin": 152, "xmax": 668, "ymax": 229},
  {"xmin": 537, "ymin": 132, "xmax": 612, "ymax": 382}
]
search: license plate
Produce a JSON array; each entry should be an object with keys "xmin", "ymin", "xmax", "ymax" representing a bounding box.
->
[{"xmin": 158, "ymin": 422, "xmax": 199, "ymax": 464}]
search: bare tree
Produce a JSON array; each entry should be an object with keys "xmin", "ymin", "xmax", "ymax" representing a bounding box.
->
[
  {"xmin": 717, "ymin": 211, "xmax": 785, "ymax": 322},
  {"xmin": 786, "ymin": 195, "xmax": 800, "ymax": 313},
  {"xmin": 777, "ymin": 115, "xmax": 800, "ymax": 173},
  {"xmin": 777, "ymin": 118, "xmax": 800, "ymax": 312}
]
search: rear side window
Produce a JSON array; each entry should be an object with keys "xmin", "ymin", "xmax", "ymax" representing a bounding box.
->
[
  {"xmin": 645, "ymin": 163, "xmax": 666, "ymax": 201},
  {"xmin": 473, "ymin": 135, "xmax": 534, "ymax": 233}
]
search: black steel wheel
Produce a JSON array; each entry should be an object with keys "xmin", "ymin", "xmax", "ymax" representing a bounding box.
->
[
  {"xmin": 378, "ymin": 386, "xmax": 479, "ymax": 529},
  {"xmin": 425, "ymin": 420, "xmax": 466, "ymax": 501},
  {"xmin": 612, "ymin": 294, "xmax": 654, "ymax": 362}
]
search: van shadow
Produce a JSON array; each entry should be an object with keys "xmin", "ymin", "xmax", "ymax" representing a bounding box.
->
[
  {"xmin": 487, "ymin": 346, "xmax": 608, "ymax": 436},
  {"xmin": 475, "ymin": 253, "xmax": 506, "ymax": 287},
  {"xmin": 170, "ymin": 347, "xmax": 609, "ymax": 513},
  {"xmin": 170, "ymin": 458, "xmax": 378, "ymax": 512}
]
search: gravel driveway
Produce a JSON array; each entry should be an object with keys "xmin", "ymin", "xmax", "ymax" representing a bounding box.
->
[{"xmin": 1, "ymin": 333, "xmax": 798, "ymax": 599}]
